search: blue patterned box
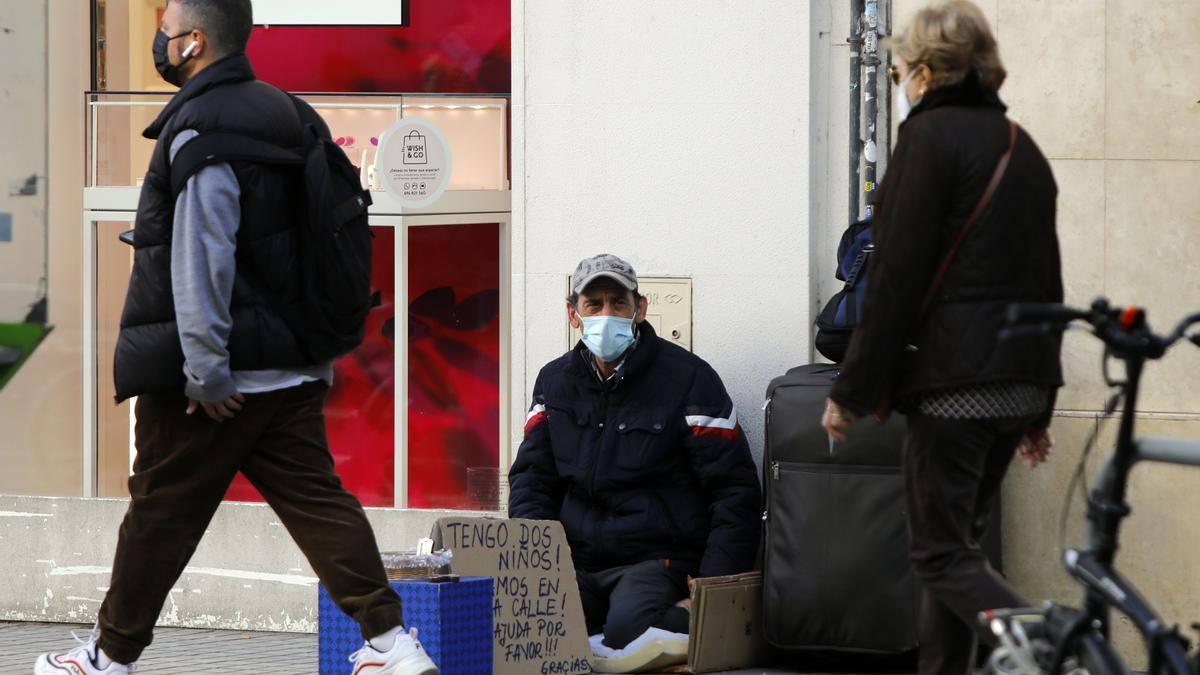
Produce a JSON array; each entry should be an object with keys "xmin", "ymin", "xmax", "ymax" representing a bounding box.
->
[{"xmin": 318, "ymin": 577, "xmax": 493, "ymax": 675}]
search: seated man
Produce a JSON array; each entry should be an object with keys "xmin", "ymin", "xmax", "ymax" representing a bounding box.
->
[{"xmin": 508, "ymin": 254, "xmax": 761, "ymax": 673}]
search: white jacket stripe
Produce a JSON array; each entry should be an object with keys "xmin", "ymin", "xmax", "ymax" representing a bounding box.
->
[
  {"xmin": 526, "ymin": 403, "xmax": 547, "ymax": 422},
  {"xmin": 685, "ymin": 408, "xmax": 738, "ymax": 430}
]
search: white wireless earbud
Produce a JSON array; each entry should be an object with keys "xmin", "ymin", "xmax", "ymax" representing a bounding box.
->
[{"xmin": 182, "ymin": 40, "xmax": 199, "ymax": 59}]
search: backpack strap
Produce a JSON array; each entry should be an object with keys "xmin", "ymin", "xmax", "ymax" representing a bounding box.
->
[
  {"xmin": 332, "ymin": 190, "xmax": 373, "ymax": 228},
  {"xmin": 842, "ymin": 244, "xmax": 874, "ymax": 290},
  {"xmin": 170, "ymin": 132, "xmax": 304, "ymax": 198}
]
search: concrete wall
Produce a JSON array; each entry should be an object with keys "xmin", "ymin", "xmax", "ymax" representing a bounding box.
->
[
  {"xmin": 509, "ymin": 0, "xmax": 815, "ymax": 470},
  {"xmin": 0, "ymin": 495, "xmax": 481, "ymax": 632},
  {"xmin": 888, "ymin": 0, "xmax": 1200, "ymax": 668}
]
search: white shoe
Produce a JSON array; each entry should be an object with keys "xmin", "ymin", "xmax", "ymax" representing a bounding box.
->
[
  {"xmin": 349, "ymin": 627, "xmax": 439, "ymax": 675},
  {"xmin": 590, "ymin": 627, "xmax": 689, "ymax": 673},
  {"xmin": 34, "ymin": 626, "xmax": 136, "ymax": 674}
]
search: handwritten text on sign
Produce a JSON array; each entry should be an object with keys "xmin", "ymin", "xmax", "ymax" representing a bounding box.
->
[{"xmin": 437, "ymin": 518, "xmax": 591, "ymax": 675}]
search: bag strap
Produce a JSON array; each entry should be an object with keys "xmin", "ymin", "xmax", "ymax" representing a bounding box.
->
[
  {"xmin": 842, "ymin": 244, "xmax": 874, "ymax": 289},
  {"xmin": 170, "ymin": 132, "xmax": 304, "ymax": 198},
  {"xmin": 915, "ymin": 119, "xmax": 1017, "ymax": 321}
]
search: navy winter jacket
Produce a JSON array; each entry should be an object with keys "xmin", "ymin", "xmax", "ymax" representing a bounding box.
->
[{"xmin": 508, "ymin": 321, "xmax": 762, "ymax": 577}]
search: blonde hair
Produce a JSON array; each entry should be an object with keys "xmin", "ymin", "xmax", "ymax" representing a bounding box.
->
[{"xmin": 891, "ymin": 0, "xmax": 1006, "ymax": 91}]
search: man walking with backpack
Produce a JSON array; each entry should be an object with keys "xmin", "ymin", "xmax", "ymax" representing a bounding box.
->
[{"xmin": 35, "ymin": 2, "xmax": 435, "ymax": 674}]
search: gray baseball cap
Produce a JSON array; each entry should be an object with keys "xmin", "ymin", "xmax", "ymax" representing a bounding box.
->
[{"xmin": 571, "ymin": 254, "xmax": 638, "ymax": 295}]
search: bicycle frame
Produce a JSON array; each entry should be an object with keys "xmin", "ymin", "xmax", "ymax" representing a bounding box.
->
[
  {"xmin": 1065, "ymin": 352, "xmax": 1200, "ymax": 675},
  {"xmin": 991, "ymin": 300, "xmax": 1200, "ymax": 675}
]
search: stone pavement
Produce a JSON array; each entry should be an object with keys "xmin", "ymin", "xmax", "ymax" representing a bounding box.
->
[
  {"xmin": 1, "ymin": 621, "xmax": 314, "ymax": 674},
  {"xmin": 0, "ymin": 621, "xmax": 811, "ymax": 674}
]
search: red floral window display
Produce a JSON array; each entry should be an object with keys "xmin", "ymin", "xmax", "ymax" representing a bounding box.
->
[
  {"xmin": 246, "ymin": 1, "xmax": 510, "ymax": 94},
  {"xmin": 406, "ymin": 223, "xmax": 502, "ymax": 509},
  {"xmin": 222, "ymin": 222, "xmax": 503, "ymax": 509}
]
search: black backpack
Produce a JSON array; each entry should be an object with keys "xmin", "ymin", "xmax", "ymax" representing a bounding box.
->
[
  {"xmin": 169, "ymin": 97, "xmax": 374, "ymax": 363},
  {"xmin": 814, "ymin": 216, "xmax": 873, "ymax": 362}
]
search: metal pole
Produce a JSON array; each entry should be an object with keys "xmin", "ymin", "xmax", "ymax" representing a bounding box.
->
[
  {"xmin": 848, "ymin": 0, "xmax": 863, "ymax": 224},
  {"xmin": 861, "ymin": 0, "xmax": 881, "ymax": 219},
  {"xmin": 880, "ymin": 0, "xmax": 891, "ymax": 185}
]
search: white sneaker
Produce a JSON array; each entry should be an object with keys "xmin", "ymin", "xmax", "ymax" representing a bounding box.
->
[
  {"xmin": 34, "ymin": 626, "xmax": 136, "ymax": 675},
  {"xmin": 349, "ymin": 627, "xmax": 439, "ymax": 675},
  {"xmin": 590, "ymin": 627, "xmax": 689, "ymax": 673}
]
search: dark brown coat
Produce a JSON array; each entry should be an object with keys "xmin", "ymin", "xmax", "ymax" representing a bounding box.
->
[{"xmin": 830, "ymin": 73, "xmax": 1064, "ymax": 425}]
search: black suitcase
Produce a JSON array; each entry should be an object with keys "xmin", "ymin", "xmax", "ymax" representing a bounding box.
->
[{"xmin": 762, "ymin": 364, "xmax": 918, "ymax": 654}]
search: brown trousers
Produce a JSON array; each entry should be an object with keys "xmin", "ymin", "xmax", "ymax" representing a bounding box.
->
[
  {"xmin": 904, "ymin": 412, "xmax": 1040, "ymax": 675},
  {"xmin": 96, "ymin": 381, "xmax": 402, "ymax": 664}
]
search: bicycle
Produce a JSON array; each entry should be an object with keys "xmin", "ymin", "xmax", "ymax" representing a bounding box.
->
[{"xmin": 978, "ymin": 297, "xmax": 1200, "ymax": 675}]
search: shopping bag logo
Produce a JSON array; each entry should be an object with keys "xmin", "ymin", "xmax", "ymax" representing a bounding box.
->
[{"xmin": 403, "ymin": 130, "xmax": 428, "ymax": 165}]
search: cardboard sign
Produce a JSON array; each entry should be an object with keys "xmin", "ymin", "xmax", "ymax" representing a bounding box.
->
[
  {"xmin": 432, "ymin": 518, "xmax": 592, "ymax": 675},
  {"xmin": 666, "ymin": 572, "xmax": 768, "ymax": 674}
]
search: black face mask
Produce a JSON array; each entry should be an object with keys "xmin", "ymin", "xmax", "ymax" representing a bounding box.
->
[{"xmin": 152, "ymin": 29, "xmax": 195, "ymax": 87}]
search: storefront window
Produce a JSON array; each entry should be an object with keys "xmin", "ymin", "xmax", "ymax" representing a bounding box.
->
[
  {"xmin": 407, "ymin": 223, "xmax": 502, "ymax": 509},
  {"xmin": 93, "ymin": 0, "xmax": 173, "ymax": 92},
  {"xmin": 0, "ymin": 0, "xmax": 49, "ymax": 325},
  {"xmin": 84, "ymin": 0, "xmax": 510, "ymax": 509},
  {"xmin": 0, "ymin": 2, "xmax": 511, "ymax": 502},
  {"xmin": 94, "ymin": 0, "xmax": 511, "ymax": 94},
  {"xmin": 94, "ymin": 219, "xmax": 137, "ymax": 498},
  {"xmin": 84, "ymin": 88, "xmax": 510, "ymax": 509},
  {"xmin": 0, "ymin": 0, "xmax": 64, "ymax": 497}
]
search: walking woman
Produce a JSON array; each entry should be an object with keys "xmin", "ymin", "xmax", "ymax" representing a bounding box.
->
[{"xmin": 821, "ymin": 2, "xmax": 1064, "ymax": 675}]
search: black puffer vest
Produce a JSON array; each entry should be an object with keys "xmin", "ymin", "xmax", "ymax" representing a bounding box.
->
[{"xmin": 114, "ymin": 54, "xmax": 311, "ymax": 402}]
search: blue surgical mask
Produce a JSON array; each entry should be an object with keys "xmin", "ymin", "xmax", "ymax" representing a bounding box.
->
[{"xmin": 580, "ymin": 315, "xmax": 636, "ymax": 362}]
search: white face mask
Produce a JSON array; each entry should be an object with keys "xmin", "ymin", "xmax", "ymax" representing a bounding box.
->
[{"xmin": 895, "ymin": 69, "xmax": 920, "ymax": 122}]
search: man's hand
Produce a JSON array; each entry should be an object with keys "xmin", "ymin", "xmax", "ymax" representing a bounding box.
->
[
  {"xmin": 1016, "ymin": 427, "xmax": 1053, "ymax": 469},
  {"xmin": 821, "ymin": 398, "xmax": 859, "ymax": 442},
  {"xmin": 675, "ymin": 575, "xmax": 697, "ymax": 611},
  {"xmin": 187, "ymin": 392, "xmax": 246, "ymax": 422}
]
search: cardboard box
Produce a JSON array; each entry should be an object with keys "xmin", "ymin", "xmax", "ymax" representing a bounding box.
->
[
  {"xmin": 667, "ymin": 571, "xmax": 769, "ymax": 673},
  {"xmin": 318, "ymin": 577, "xmax": 494, "ymax": 675}
]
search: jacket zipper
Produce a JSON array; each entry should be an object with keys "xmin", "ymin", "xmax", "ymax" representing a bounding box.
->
[{"xmin": 589, "ymin": 377, "xmax": 620, "ymax": 499}]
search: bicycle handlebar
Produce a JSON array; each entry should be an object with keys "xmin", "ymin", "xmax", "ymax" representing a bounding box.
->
[
  {"xmin": 1006, "ymin": 303, "xmax": 1090, "ymax": 326},
  {"xmin": 1004, "ymin": 297, "xmax": 1200, "ymax": 361}
]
